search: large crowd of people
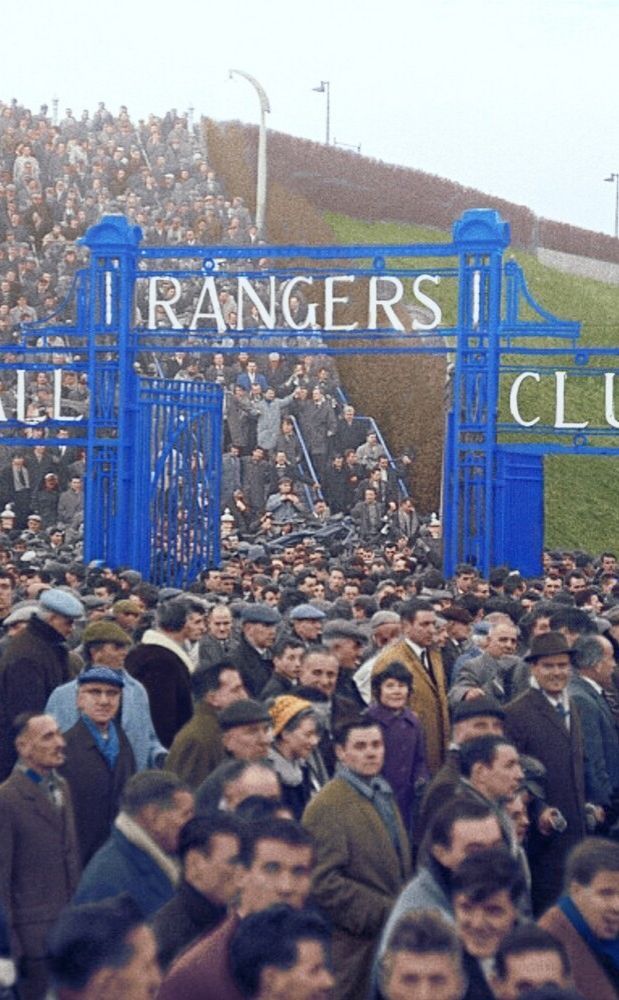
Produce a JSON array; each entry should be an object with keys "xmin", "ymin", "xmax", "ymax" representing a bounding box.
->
[{"xmin": 0, "ymin": 98, "xmax": 618, "ymax": 1000}]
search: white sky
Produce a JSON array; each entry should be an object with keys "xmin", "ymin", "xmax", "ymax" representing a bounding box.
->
[{"xmin": 5, "ymin": 0, "xmax": 619, "ymax": 235}]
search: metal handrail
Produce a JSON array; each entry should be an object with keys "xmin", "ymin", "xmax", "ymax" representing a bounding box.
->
[{"xmin": 288, "ymin": 414, "xmax": 324, "ymax": 506}]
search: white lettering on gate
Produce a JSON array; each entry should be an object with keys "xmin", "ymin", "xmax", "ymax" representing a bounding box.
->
[
  {"xmin": 411, "ymin": 275, "xmax": 442, "ymax": 331},
  {"xmin": 509, "ymin": 370, "xmax": 619, "ymax": 430}
]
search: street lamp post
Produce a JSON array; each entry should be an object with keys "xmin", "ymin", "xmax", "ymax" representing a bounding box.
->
[
  {"xmin": 229, "ymin": 69, "xmax": 271, "ymax": 237},
  {"xmin": 604, "ymin": 173, "xmax": 619, "ymax": 238},
  {"xmin": 312, "ymin": 81, "xmax": 330, "ymax": 145}
]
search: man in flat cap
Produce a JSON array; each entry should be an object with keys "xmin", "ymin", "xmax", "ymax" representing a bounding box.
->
[
  {"xmin": 229, "ymin": 604, "xmax": 280, "ymax": 698},
  {"xmin": 286, "ymin": 603, "xmax": 326, "ymax": 651},
  {"xmin": 323, "ymin": 618, "xmax": 368, "ymax": 711},
  {"xmin": 353, "ymin": 610, "xmax": 402, "ymax": 705},
  {"xmin": 440, "ymin": 605, "xmax": 474, "ymax": 686},
  {"xmin": 194, "ymin": 699, "xmax": 274, "ymax": 808},
  {"xmin": 59, "ymin": 667, "xmax": 135, "ymax": 865},
  {"xmin": 0, "ymin": 587, "xmax": 84, "ymax": 779},
  {"xmin": 46, "ymin": 619, "xmax": 166, "ymax": 771},
  {"xmin": 504, "ymin": 632, "xmax": 589, "ymax": 915}
]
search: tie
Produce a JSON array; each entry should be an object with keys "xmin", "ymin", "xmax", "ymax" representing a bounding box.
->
[
  {"xmin": 554, "ymin": 702, "xmax": 569, "ymax": 728},
  {"xmin": 421, "ymin": 649, "xmax": 436, "ymax": 685},
  {"xmin": 47, "ymin": 778, "xmax": 63, "ymax": 809}
]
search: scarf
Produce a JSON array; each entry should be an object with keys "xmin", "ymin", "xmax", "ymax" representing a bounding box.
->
[
  {"xmin": 81, "ymin": 714, "xmax": 120, "ymax": 771},
  {"xmin": 141, "ymin": 627, "xmax": 194, "ymax": 674},
  {"xmin": 558, "ymin": 894, "xmax": 619, "ymax": 975},
  {"xmin": 115, "ymin": 811, "xmax": 180, "ymax": 887}
]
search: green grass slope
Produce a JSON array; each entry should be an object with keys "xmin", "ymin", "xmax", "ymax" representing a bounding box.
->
[{"xmin": 326, "ymin": 212, "xmax": 619, "ymax": 555}]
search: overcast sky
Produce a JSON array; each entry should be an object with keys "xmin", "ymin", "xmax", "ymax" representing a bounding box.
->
[{"xmin": 5, "ymin": 0, "xmax": 619, "ymax": 236}]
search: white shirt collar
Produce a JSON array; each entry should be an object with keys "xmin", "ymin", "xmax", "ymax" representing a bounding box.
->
[
  {"xmin": 530, "ymin": 675, "xmax": 570, "ymax": 711},
  {"xmin": 582, "ymin": 675, "xmax": 603, "ymax": 695}
]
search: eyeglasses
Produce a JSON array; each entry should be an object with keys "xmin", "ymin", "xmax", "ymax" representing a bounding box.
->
[{"xmin": 80, "ymin": 687, "xmax": 121, "ymax": 699}]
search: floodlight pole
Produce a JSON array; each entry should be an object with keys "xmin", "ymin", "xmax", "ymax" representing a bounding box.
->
[
  {"xmin": 604, "ymin": 172, "xmax": 619, "ymax": 238},
  {"xmin": 229, "ymin": 70, "xmax": 271, "ymax": 237},
  {"xmin": 312, "ymin": 81, "xmax": 330, "ymax": 145}
]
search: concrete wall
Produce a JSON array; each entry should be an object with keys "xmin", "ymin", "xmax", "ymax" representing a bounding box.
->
[{"xmin": 536, "ymin": 247, "xmax": 619, "ymax": 285}]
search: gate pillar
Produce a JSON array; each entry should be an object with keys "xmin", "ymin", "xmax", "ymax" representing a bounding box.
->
[
  {"xmin": 81, "ymin": 215, "xmax": 143, "ymax": 568},
  {"xmin": 443, "ymin": 209, "xmax": 510, "ymax": 577}
]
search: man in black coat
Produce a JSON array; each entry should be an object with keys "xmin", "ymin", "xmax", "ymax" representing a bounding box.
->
[
  {"xmin": 0, "ymin": 588, "xmax": 84, "ymax": 780},
  {"xmin": 125, "ymin": 597, "xmax": 204, "ymax": 748},
  {"xmin": 59, "ymin": 667, "xmax": 135, "ymax": 865},
  {"xmin": 229, "ymin": 604, "xmax": 280, "ymax": 698}
]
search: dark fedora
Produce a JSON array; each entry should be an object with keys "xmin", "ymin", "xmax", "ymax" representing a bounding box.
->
[{"xmin": 524, "ymin": 631, "xmax": 575, "ymax": 662}]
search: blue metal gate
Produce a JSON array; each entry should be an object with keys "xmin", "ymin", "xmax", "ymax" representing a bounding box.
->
[
  {"xmin": 7, "ymin": 209, "xmax": 617, "ymax": 583},
  {"xmin": 132, "ymin": 378, "xmax": 222, "ymax": 587}
]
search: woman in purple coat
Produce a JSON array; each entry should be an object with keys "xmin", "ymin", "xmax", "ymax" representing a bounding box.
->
[{"xmin": 366, "ymin": 661, "xmax": 429, "ymax": 837}]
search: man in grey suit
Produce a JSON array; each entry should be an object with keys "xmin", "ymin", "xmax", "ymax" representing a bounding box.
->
[
  {"xmin": 569, "ymin": 633, "xmax": 619, "ymax": 829},
  {"xmin": 449, "ymin": 618, "xmax": 528, "ymax": 706}
]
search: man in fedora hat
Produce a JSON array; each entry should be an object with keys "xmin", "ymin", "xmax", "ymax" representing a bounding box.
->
[{"xmin": 504, "ymin": 632, "xmax": 589, "ymax": 915}]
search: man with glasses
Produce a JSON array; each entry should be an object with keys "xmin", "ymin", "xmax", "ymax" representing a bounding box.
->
[{"xmin": 59, "ymin": 667, "xmax": 135, "ymax": 865}]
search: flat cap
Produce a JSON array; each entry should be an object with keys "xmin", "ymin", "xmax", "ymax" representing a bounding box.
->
[
  {"xmin": 82, "ymin": 620, "xmax": 132, "ymax": 646},
  {"xmin": 323, "ymin": 618, "xmax": 367, "ymax": 643},
  {"xmin": 112, "ymin": 600, "xmax": 142, "ymax": 615},
  {"xmin": 81, "ymin": 595, "xmax": 110, "ymax": 610},
  {"xmin": 452, "ymin": 695, "xmax": 506, "ymax": 723},
  {"xmin": 3, "ymin": 601, "xmax": 40, "ymax": 626},
  {"xmin": 39, "ymin": 588, "xmax": 84, "ymax": 619},
  {"xmin": 77, "ymin": 666, "xmax": 124, "ymax": 689},
  {"xmin": 289, "ymin": 603, "xmax": 326, "ymax": 621},
  {"xmin": 219, "ymin": 699, "xmax": 272, "ymax": 730},
  {"xmin": 369, "ymin": 610, "xmax": 401, "ymax": 629},
  {"xmin": 241, "ymin": 604, "xmax": 281, "ymax": 625}
]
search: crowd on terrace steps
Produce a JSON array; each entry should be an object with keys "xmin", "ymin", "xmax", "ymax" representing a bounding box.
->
[{"xmin": 0, "ymin": 99, "xmax": 619, "ymax": 1000}]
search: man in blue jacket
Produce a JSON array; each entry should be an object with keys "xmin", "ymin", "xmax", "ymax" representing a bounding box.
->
[
  {"xmin": 73, "ymin": 771, "xmax": 194, "ymax": 918},
  {"xmin": 46, "ymin": 620, "xmax": 166, "ymax": 770}
]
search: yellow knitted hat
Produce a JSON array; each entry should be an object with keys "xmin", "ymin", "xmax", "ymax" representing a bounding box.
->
[{"xmin": 269, "ymin": 695, "xmax": 314, "ymax": 737}]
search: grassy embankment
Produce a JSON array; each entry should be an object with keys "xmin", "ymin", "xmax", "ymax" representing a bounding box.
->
[{"xmin": 325, "ymin": 212, "xmax": 619, "ymax": 555}]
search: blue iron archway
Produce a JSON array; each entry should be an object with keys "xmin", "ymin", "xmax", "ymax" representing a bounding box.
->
[{"xmin": 4, "ymin": 209, "xmax": 617, "ymax": 583}]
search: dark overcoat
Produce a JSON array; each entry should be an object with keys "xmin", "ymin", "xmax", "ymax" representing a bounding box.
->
[
  {"xmin": 568, "ymin": 674, "xmax": 619, "ymax": 807},
  {"xmin": 0, "ymin": 771, "xmax": 80, "ymax": 960},
  {"xmin": 59, "ymin": 718, "xmax": 136, "ymax": 864},
  {"xmin": 0, "ymin": 617, "xmax": 71, "ymax": 779},
  {"xmin": 504, "ymin": 687, "xmax": 586, "ymax": 914},
  {"xmin": 125, "ymin": 642, "xmax": 192, "ymax": 747}
]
